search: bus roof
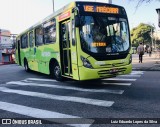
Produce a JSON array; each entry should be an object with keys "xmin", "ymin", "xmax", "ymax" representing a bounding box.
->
[{"xmin": 18, "ymin": 1, "xmax": 124, "ymax": 37}]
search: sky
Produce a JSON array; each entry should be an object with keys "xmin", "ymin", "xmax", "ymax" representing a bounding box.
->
[{"xmin": 0, "ymin": 0, "xmax": 159, "ymax": 34}]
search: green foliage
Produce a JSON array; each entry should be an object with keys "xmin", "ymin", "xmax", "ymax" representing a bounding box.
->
[{"xmin": 130, "ymin": 23, "xmax": 154, "ymax": 47}]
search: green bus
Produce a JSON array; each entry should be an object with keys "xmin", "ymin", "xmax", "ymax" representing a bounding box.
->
[{"xmin": 16, "ymin": 1, "xmax": 132, "ymax": 81}]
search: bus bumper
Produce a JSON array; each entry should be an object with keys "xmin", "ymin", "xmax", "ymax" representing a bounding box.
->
[{"xmin": 78, "ymin": 63, "xmax": 132, "ymax": 80}]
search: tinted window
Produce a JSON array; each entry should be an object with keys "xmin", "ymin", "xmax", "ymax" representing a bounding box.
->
[
  {"xmin": 72, "ymin": 19, "xmax": 76, "ymax": 46},
  {"xmin": 43, "ymin": 19, "xmax": 56, "ymax": 44},
  {"xmin": 35, "ymin": 27, "xmax": 43, "ymax": 46},
  {"xmin": 80, "ymin": 16, "xmax": 130, "ymax": 54},
  {"xmin": 21, "ymin": 34, "xmax": 28, "ymax": 49},
  {"xmin": 29, "ymin": 31, "xmax": 34, "ymax": 47}
]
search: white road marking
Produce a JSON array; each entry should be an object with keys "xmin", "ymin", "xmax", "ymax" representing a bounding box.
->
[
  {"xmin": 0, "ymin": 101, "xmax": 94, "ymax": 127},
  {"xmin": 0, "ymin": 87, "xmax": 114, "ymax": 107},
  {"xmin": 131, "ymin": 71, "xmax": 144, "ymax": 75},
  {"xmin": 103, "ymin": 78, "xmax": 137, "ymax": 81},
  {"xmin": 118, "ymin": 75, "xmax": 141, "ymax": 78},
  {"xmin": 131, "ymin": 72, "xmax": 143, "ymax": 75},
  {"xmin": 132, "ymin": 71, "xmax": 145, "ymax": 73},
  {"xmin": 7, "ymin": 81, "xmax": 124, "ymax": 95},
  {"xmin": 102, "ymin": 82, "xmax": 132, "ymax": 86},
  {"xmin": 26, "ymin": 78, "xmax": 58, "ymax": 82}
]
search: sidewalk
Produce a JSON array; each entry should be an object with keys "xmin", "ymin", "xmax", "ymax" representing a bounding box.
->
[
  {"xmin": 132, "ymin": 52, "xmax": 160, "ymax": 71},
  {"xmin": 0, "ymin": 62, "xmax": 15, "ymax": 66}
]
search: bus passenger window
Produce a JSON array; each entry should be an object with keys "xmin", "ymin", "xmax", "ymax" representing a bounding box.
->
[
  {"xmin": 35, "ymin": 27, "xmax": 43, "ymax": 46},
  {"xmin": 21, "ymin": 34, "xmax": 28, "ymax": 49},
  {"xmin": 43, "ymin": 19, "xmax": 56, "ymax": 44},
  {"xmin": 29, "ymin": 32, "xmax": 34, "ymax": 47}
]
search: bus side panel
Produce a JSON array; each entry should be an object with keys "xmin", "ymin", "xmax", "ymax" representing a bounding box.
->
[
  {"xmin": 35, "ymin": 43, "xmax": 59, "ymax": 75},
  {"xmin": 15, "ymin": 42, "xmax": 19, "ymax": 65}
]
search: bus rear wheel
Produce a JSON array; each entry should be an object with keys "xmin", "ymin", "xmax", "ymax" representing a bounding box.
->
[
  {"xmin": 24, "ymin": 59, "xmax": 30, "ymax": 72},
  {"xmin": 51, "ymin": 62, "xmax": 63, "ymax": 81}
]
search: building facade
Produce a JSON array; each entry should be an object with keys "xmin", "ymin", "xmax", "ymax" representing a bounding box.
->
[{"xmin": 0, "ymin": 29, "xmax": 15, "ymax": 64}]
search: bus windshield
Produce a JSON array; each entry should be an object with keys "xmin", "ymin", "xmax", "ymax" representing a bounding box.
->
[{"xmin": 80, "ymin": 16, "xmax": 130, "ymax": 54}]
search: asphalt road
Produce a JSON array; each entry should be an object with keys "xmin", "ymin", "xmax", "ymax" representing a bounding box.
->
[{"xmin": 0, "ymin": 64, "xmax": 160, "ymax": 127}]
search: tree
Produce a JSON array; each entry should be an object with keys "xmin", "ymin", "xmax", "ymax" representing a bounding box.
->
[
  {"xmin": 129, "ymin": 0, "xmax": 160, "ymax": 8},
  {"xmin": 130, "ymin": 23, "xmax": 154, "ymax": 47}
]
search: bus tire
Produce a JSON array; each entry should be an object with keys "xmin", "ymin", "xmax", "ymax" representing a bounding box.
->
[
  {"xmin": 51, "ymin": 62, "xmax": 63, "ymax": 81},
  {"xmin": 24, "ymin": 59, "xmax": 30, "ymax": 72}
]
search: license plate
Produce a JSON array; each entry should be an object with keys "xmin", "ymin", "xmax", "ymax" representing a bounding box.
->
[{"xmin": 110, "ymin": 68, "xmax": 118, "ymax": 73}]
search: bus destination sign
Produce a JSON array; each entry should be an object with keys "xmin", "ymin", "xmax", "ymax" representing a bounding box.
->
[{"xmin": 84, "ymin": 5, "xmax": 119, "ymax": 14}]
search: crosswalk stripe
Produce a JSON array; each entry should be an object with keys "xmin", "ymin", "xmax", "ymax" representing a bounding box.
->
[
  {"xmin": 7, "ymin": 81, "xmax": 124, "ymax": 95},
  {"xmin": 132, "ymin": 71, "xmax": 145, "ymax": 73},
  {"xmin": 26, "ymin": 78, "xmax": 57, "ymax": 82},
  {"xmin": 0, "ymin": 101, "xmax": 94, "ymax": 127},
  {"xmin": 130, "ymin": 72, "xmax": 144, "ymax": 75},
  {"xmin": 0, "ymin": 87, "xmax": 114, "ymax": 107},
  {"xmin": 118, "ymin": 75, "xmax": 141, "ymax": 78},
  {"xmin": 102, "ymin": 82, "xmax": 132, "ymax": 86},
  {"xmin": 102, "ymin": 78, "xmax": 137, "ymax": 81},
  {"xmin": 130, "ymin": 71, "xmax": 144, "ymax": 75}
]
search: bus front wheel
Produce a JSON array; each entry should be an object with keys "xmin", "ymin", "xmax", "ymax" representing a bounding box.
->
[{"xmin": 52, "ymin": 62, "xmax": 63, "ymax": 81}]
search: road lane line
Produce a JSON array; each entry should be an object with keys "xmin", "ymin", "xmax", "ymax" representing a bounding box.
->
[
  {"xmin": 118, "ymin": 75, "xmax": 141, "ymax": 78},
  {"xmin": 0, "ymin": 87, "xmax": 114, "ymax": 107},
  {"xmin": 132, "ymin": 71, "xmax": 144, "ymax": 73},
  {"xmin": 0, "ymin": 101, "xmax": 94, "ymax": 127},
  {"xmin": 7, "ymin": 81, "xmax": 124, "ymax": 95},
  {"xmin": 130, "ymin": 71, "xmax": 144, "ymax": 75},
  {"xmin": 26, "ymin": 78, "xmax": 58, "ymax": 82},
  {"xmin": 102, "ymin": 78, "xmax": 137, "ymax": 81},
  {"xmin": 130, "ymin": 72, "xmax": 143, "ymax": 75},
  {"xmin": 102, "ymin": 82, "xmax": 132, "ymax": 86}
]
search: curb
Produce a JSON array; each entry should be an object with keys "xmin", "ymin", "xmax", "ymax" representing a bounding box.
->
[
  {"xmin": 133, "ymin": 64, "xmax": 160, "ymax": 71},
  {"xmin": 0, "ymin": 63, "xmax": 15, "ymax": 66}
]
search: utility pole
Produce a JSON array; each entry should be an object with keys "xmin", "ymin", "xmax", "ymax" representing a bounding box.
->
[
  {"xmin": 151, "ymin": 27, "xmax": 154, "ymax": 49},
  {"xmin": 52, "ymin": 0, "xmax": 54, "ymax": 12},
  {"xmin": 156, "ymin": 8, "xmax": 160, "ymax": 27},
  {"xmin": 107, "ymin": 0, "xmax": 112, "ymax": 3}
]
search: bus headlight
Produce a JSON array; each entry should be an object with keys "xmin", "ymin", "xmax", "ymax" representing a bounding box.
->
[
  {"xmin": 129, "ymin": 54, "xmax": 132, "ymax": 64},
  {"xmin": 80, "ymin": 56, "xmax": 93, "ymax": 69}
]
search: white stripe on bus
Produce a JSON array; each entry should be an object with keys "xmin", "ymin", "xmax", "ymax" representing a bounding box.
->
[
  {"xmin": 0, "ymin": 87, "xmax": 114, "ymax": 107},
  {"xmin": 0, "ymin": 101, "xmax": 94, "ymax": 127},
  {"xmin": 7, "ymin": 81, "xmax": 124, "ymax": 95}
]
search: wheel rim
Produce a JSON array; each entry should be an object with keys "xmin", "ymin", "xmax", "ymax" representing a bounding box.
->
[{"xmin": 54, "ymin": 65, "xmax": 60, "ymax": 78}]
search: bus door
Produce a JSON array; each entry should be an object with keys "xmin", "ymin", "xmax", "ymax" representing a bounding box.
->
[
  {"xmin": 60, "ymin": 20, "xmax": 72, "ymax": 77},
  {"xmin": 16, "ymin": 39, "xmax": 21, "ymax": 65}
]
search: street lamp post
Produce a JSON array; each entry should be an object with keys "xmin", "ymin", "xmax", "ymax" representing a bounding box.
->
[
  {"xmin": 151, "ymin": 27, "xmax": 154, "ymax": 49},
  {"xmin": 52, "ymin": 0, "xmax": 54, "ymax": 12},
  {"xmin": 107, "ymin": 0, "xmax": 112, "ymax": 3},
  {"xmin": 156, "ymin": 8, "xmax": 160, "ymax": 27}
]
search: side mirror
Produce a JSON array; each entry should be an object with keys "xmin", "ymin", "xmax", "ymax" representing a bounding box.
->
[{"xmin": 75, "ymin": 15, "xmax": 80, "ymax": 27}]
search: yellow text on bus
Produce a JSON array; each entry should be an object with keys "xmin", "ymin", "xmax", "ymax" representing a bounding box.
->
[
  {"xmin": 91, "ymin": 42, "xmax": 107, "ymax": 47},
  {"xmin": 84, "ymin": 5, "xmax": 119, "ymax": 14}
]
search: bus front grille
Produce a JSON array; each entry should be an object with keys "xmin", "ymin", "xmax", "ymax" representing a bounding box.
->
[
  {"xmin": 98, "ymin": 68, "xmax": 126, "ymax": 77},
  {"xmin": 99, "ymin": 63, "xmax": 126, "ymax": 68}
]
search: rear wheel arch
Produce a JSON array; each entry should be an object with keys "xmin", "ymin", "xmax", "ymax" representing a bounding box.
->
[{"xmin": 49, "ymin": 58, "xmax": 63, "ymax": 81}]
